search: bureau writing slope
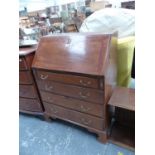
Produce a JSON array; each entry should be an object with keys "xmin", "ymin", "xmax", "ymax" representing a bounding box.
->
[{"xmin": 32, "ymin": 33, "xmax": 117, "ymax": 143}]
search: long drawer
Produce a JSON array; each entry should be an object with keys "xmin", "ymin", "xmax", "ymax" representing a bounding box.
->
[
  {"xmin": 37, "ymin": 80, "xmax": 104, "ymax": 104},
  {"xmin": 19, "ymin": 97, "xmax": 42, "ymax": 112},
  {"xmin": 19, "ymin": 71, "xmax": 33, "ymax": 84},
  {"xmin": 44, "ymin": 102, "xmax": 105, "ymax": 130},
  {"xmin": 19, "ymin": 85, "xmax": 37, "ymax": 98},
  {"xmin": 40, "ymin": 91, "xmax": 104, "ymax": 117},
  {"xmin": 36, "ymin": 70, "xmax": 103, "ymax": 89}
]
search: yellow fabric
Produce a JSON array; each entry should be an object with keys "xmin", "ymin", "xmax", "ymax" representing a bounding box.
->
[{"xmin": 117, "ymin": 36, "xmax": 135, "ymax": 87}]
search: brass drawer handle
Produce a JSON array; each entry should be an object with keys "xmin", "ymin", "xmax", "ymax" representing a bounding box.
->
[
  {"xmin": 80, "ymin": 80, "xmax": 91, "ymax": 86},
  {"xmin": 45, "ymin": 85, "xmax": 53, "ymax": 91},
  {"xmin": 40, "ymin": 74, "xmax": 48, "ymax": 80},
  {"xmin": 80, "ymin": 105, "xmax": 90, "ymax": 112},
  {"xmin": 79, "ymin": 92, "xmax": 90, "ymax": 99},
  {"xmin": 47, "ymin": 97, "xmax": 54, "ymax": 103},
  {"xmin": 81, "ymin": 118, "xmax": 92, "ymax": 125},
  {"xmin": 50, "ymin": 107, "xmax": 58, "ymax": 114}
]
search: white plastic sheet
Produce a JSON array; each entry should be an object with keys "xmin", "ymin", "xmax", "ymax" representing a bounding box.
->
[{"xmin": 80, "ymin": 8, "xmax": 135, "ymax": 38}]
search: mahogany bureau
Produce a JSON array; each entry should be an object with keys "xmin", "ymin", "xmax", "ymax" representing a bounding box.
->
[
  {"xmin": 19, "ymin": 46, "xmax": 43, "ymax": 115},
  {"xmin": 32, "ymin": 33, "xmax": 117, "ymax": 142}
]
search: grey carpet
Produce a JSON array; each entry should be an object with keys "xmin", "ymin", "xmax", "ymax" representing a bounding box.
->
[{"xmin": 19, "ymin": 114, "xmax": 135, "ymax": 155}]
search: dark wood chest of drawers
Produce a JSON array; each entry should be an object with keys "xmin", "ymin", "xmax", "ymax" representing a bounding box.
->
[
  {"xmin": 19, "ymin": 47, "xmax": 43, "ymax": 114},
  {"xmin": 32, "ymin": 33, "xmax": 117, "ymax": 142}
]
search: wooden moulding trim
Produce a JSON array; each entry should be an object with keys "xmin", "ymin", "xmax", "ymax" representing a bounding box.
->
[
  {"xmin": 45, "ymin": 112, "xmax": 107, "ymax": 134},
  {"xmin": 19, "ymin": 110, "xmax": 43, "ymax": 115}
]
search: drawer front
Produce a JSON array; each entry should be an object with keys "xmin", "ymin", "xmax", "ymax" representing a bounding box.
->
[
  {"xmin": 44, "ymin": 102, "xmax": 104, "ymax": 130},
  {"xmin": 19, "ymin": 85, "xmax": 37, "ymax": 98},
  {"xmin": 19, "ymin": 57, "xmax": 27, "ymax": 70},
  {"xmin": 36, "ymin": 70, "xmax": 102, "ymax": 89},
  {"xmin": 40, "ymin": 91, "xmax": 104, "ymax": 117},
  {"xmin": 37, "ymin": 80, "xmax": 104, "ymax": 104},
  {"xmin": 19, "ymin": 97, "xmax": 43, "ymax": 112},
  {"xmin": 19, "ymin": 71, "xmax": 33, "ymax": 84}
]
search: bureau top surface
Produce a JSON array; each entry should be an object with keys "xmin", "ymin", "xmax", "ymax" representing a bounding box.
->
[
  {"xmin": 19, "ymin": 46, "xmax": 37, "ymax": 56},
  {"xmin": 32, "ymin": 33, "xmax": 116, "ymax": 76},
  {"xmin": 108, "ymin": 87, "xmax": 135, "ymax": 111}
]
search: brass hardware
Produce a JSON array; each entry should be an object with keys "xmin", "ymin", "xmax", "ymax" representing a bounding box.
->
[
  {"xmin": 45, "ymin": 85, "xmax": 53, "ymax": 91},
  {"xmin": 80, "ymin": 105, "xmax": 90, "ymax": 112},
  {"xmin": 50, "ymin": 107, "xmax": 58, "ymax": 114},
  {"xmin": 47, "ymin": 97, "xmax": 54, "ymax": 103},
  {"xmin": 79, "ymin": 91, "xmax": 90, "ymax": 99},
  {"xmin": 81, "ymin": 118, "xmax": 92, "ymax": 125},
  {"xmin": 80, "ymin": 80, "xmax": 91, "ymax": 86},
  {"xmin": 40, "ymin": 74, "xmax": 48, "ymax": 80}
]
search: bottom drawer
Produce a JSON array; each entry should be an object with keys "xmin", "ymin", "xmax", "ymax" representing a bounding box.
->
[
  {"xmin": 44, "ymin": 102, "xmax": 105, "ymax": 130},
  {"xmin": 19, "ymin": 98, "xmax": 43, "ymax": 112}
]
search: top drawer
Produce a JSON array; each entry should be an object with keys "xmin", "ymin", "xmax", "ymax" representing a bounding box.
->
[
  {"xmin": 35, "ymin": 70, "xmax": 104, "ymax": 89},
  {"xmin": 19, "ymin": 57, "xmax": 27, "ymax": 70}
]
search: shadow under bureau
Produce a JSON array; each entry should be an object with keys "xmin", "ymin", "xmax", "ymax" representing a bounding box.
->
[{"xmin": 32, "ymin": 33, "xmax": 117, "ymax": 142}]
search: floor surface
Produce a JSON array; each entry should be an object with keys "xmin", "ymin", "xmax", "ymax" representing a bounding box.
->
[{"xmin": 19, "ymin": 114, "xmax": 135, "ymax": 155}]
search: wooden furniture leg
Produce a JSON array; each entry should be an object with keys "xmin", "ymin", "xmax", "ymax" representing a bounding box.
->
[
  {"xmin": 44, "ymin": 113, "xmax": 51, "ymax": 122},
  {"xmin": 97, "ymin": 131, "xmax": 107, "ymax": 143}
]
